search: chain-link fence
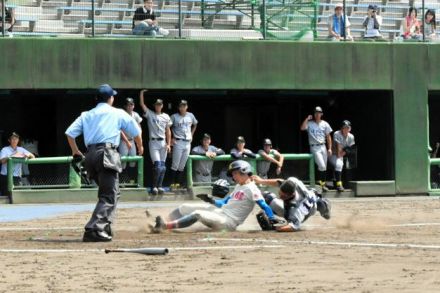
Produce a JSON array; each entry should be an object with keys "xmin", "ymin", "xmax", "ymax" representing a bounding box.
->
[{"xmin": 1, "ymin": 0, "xmax": 439, "ymax": 40}]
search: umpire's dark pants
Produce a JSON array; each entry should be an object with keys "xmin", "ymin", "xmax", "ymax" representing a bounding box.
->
[{"xmin": 84, "ymin": 145, "xmax": 120, "ymax": 232}]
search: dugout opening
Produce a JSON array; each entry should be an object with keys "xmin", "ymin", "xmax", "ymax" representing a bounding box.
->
[{"xmin": 0, "ymin": 89, "xmax": 395, "ymax": 187}]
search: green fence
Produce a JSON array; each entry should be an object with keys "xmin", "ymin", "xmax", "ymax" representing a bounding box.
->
[
  {"xmin": 429, "ymin": 158, "xmax": 440, "ymax": 193},
  {"xmin": 186, "ymin": 153, "xmax": 315, "ymax": 190},
  {"xmin": 6, "ymin": 156, "xmax": 144, "ymax": 192}
]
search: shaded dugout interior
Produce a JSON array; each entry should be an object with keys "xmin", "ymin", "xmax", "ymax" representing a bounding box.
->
[{"xmin": 0, "ymin": 90, "xmax": 394, "ymax": 186}]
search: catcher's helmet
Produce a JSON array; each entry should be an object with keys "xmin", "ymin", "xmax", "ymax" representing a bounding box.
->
[
  {"xmin": 227, "ymin": 160, "xmax": 252, "ymax": 177},
  {"xmin": 212, "ymin": 179, "xmax": 230, "ymax": 198},
  {"xmin": 279, "ymin": 179, "xmax": 296, "ymax": 197}
]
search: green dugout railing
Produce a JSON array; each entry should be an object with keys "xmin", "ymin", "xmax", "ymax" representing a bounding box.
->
[
  {"xmin": 186, "ymin": 153, "xmax": 315, "ymax": 189},
  {"xmin": 7, "ymin": 156, "xmax": 144, "ymax": 192}
]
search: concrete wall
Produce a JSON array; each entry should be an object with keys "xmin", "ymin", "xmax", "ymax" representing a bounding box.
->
[{"xmin": 0, "ymin": 39, "xmax": 433, "ymax": 194}]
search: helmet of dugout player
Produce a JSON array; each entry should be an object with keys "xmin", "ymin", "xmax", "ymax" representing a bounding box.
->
[
  {"xmin": 212, "ymin": 179, "xmax": 230, "ymax": 198},
  {"xmin": 227, "ymin": 160, "xmax": 253, "ymax": 177}
]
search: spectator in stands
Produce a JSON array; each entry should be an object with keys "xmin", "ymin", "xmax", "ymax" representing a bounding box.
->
[
  {"xmin": 327, "ymin": 3, "xmax": 353, "ymax": 41},
  {"xmin": 191, "ymin": 133, "xmax": 225, "ymax": 183},
  {"xmin": 257, "ymin": 138, "xmax": 284, "ymax": 179},
  {"xmin": 0, "ymin": 132, "xmax": 35, "ymax": 197},
  {"xmin": 423, "ymin": 9, "xmax": 436, "ymax": 41},
  {"xmin": 400, "ymin": 7, "xmax": 422, "ymax": 41},
  {"xmin": 230, "ymin": 136, "xmax": 256, "ymax": 160},
  {"xmin": 0, "ymin": 0, "xmax": 15, "ymax": 33},
  {"xmin": 362, "ymin": 4, "xmax": 383, "ymax": 40},
  {"xmin": 132, "ymin": 0, "xmax": 169, "ymax": 37}
]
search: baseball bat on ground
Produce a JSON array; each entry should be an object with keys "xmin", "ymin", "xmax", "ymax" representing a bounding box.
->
[{"xmin": 105, "ymin": 248, "xmax": 169, "ymax": 255}]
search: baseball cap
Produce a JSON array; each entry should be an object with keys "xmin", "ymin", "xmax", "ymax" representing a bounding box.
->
[
  {"xmin": 98, "ymin": 84, "xmax": 117, "ymax": 99},
  {"xmin": 9, "ymin": 132, "xmax": 20, "ymax": 139},
  {"xmin": 153, "ymin": 99, "xmax": 163, "ymax": 105},
  {"xmin": 125, "ymin": 97, "xmax": 134, "ymax": 105},
  {"xmin": 335, "ymin": 3, "xmax": 343, "ymax": 9},
  {"xmin": 202, "ymin": 133, "xmax": 211, "ymax": 139},
  {"xmin": 179, "ymin": 99, "xmax": 188, "ymax": 106},
  {"xmin": 237, "ymin": 136, "xmax": 246, "ymax": 143},
  {"xmin": 263, "ymin": 138, "xmax": 272, "ymax": 145},
  {"xmin": 314, "ymin": 106, "xmax": 323, "ymax": 113},
  {"xmin": 341, "ymin": 120, "xmax": 352, "ymax": 128},
  {"xmin": 368, "ymin": 4, "xmax": 378, "ymax": 10}
]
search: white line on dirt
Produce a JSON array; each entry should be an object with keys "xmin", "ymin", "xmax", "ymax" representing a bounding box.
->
[
  {"xmin": 0, "ymin": 227, "xmax": 82, "ymax": 231},
  {"xmin": 0, "ymin": 245, "xmax": 285, "ymax": 254},
  {"xmin": 199, "ymin": 238, "xmax": 440, "ymax": 250}
]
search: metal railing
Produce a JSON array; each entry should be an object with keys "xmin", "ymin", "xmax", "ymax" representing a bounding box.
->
[
  {"xmin": 185, "ymin": 153, "xmax": 315, "ymax": 190},
  {"xmin": 6, "ymin": 155, "xmax": 144, "ymax": 192}
]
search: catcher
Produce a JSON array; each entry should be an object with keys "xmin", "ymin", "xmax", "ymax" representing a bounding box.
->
[
  {"xmin": 252, "ymin": 175, "xmax": 331, "ymax": 232},
  {"xmin": 152, "ymin": 160, "xmax": 286, "ymax": 232}
]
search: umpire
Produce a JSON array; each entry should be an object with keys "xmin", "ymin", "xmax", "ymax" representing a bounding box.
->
[{"xmin": 65, "ymin": 84, "xmax": 143, "ymax": 242}]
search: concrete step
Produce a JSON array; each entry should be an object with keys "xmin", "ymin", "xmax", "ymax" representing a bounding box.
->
[
  {"xmin": 0, "ymin": 196, "xmax": 10, "ymax": 204},
  {"xmin": 349, "ymin": 180, "xmax": 396, "ymax": 196}
]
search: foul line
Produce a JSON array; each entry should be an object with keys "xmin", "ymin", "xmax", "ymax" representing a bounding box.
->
[
  {"xmin": 199, "ymin": 238, "xmax": 440, "ymax": 250},
  {"xmin": 0, "ymin": 245, "xmax": 285, "ymax": 254},
  {"xmin": 0, "ymin": 227, "xmax": 82, "ymax": 231}
]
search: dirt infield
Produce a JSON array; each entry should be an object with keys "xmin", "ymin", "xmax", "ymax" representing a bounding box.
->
[{"xmin": 1, "ymin": 197, "xmax": 440, "ymax": 293}]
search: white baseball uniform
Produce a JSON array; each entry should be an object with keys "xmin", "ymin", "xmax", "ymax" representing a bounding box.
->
[
  {"xmin": 191, "ymin": 145, "xmax": 225, "ymax": 182},
  {"xmin": 268, "ymin": 177, "xmax": 317, "ymax": 230},
  {"xmin": 171, "ymin": 112, "xmax": 198, "ymax": 172},
  {"xmin": 119, "ymin": 111, "xmax": 143, "ymax": 168},
  {"xmin": 177, "ymin": 181, "xmax": 264, "ymax": 230},
  {"xmin": 305, "ymin": 120, "xmax": 332, "ymax": 171},
  {"xmin": 329, "ymin": 130, "xmax": 355, "ymax": 172},
  {"xmin": 143, "ymin": 109, "xmax": 172, "ymax": 163}
]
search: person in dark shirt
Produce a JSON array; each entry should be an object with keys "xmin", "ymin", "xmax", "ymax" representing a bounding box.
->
[{"xmin": 132, "ymin": 0, "xmax": 169, "ymax": 36}]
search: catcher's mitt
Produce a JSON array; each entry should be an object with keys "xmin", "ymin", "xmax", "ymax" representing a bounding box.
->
[
  {"xmin": 256, "ymin": 211, "xmax": 274, "ymax": 231},
  {"xmin": 196, "ymin": 193, "xmax": 215, "ymax": 205}
]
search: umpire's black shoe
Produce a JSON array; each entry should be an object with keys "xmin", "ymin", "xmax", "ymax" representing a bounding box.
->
[{"xmin": 83, "ymin": 230, "xmax": 112, "ymax": 242}]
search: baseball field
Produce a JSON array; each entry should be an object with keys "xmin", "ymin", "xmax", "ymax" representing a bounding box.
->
[{"xmin": 1, "ymin": 196, "xmax": 439, "ymax": 293}]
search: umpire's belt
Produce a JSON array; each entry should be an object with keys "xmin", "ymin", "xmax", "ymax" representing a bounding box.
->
[
  {"xmin": 310, "ymin": 143, "xmax": 324, "ymax": 147},
  {"xmin": 87, "ymin": 142, "xmax": 117, "ymax": 149},
  {"xmin": 175, "ymin": 138, "xmax": 190, "ymax": 142},
  {"xmin": 150, "ymin": 138, "xmax": 164, "ymax": 141}
]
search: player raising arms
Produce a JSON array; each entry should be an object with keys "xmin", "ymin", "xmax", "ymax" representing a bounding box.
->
[
  {"xmin": 252, "ymin": 175, "xmax": 331, "ymax": 232},
  {"xmin": 152, "ymin": 160, "xmax": 285, "ymax": 232}
]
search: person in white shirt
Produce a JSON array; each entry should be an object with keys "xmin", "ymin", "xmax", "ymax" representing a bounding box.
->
[{"xmin": 0, "ymin": 132, "xmax": 35, "ymax": 197}]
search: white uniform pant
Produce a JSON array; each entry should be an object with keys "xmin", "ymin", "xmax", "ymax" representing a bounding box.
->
[
  {"xmin": 149, "ymin": 140, "xmax": 167, "ymax": 163},
  {"xmin": 329, "ymin": 155, "xmax": 344, "ymax": 172},
  {"xmin": 178, "ymin": 203, "xmax": 238, "ymax": 231},
  {"xmin": 119, "ymin": 140, "xmax": 137, "ymax": 169},
  {"xmin": 171, "ymin": 140, "xmax": 191, "ymax": 171},
  {"xmin": 269, "ymin": 197, "xmax": 316, "ymax": 230},
  {"xmin": 310, "ymin": 144, "xmax": 328, "ymax": 172}
]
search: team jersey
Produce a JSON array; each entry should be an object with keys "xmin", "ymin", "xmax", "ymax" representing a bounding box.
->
[
  {"xmin": 191, "ymin": 145, "xmax": 225, "ymax": 175},
  {"xmin": 222, "ymin": 181, "xmax": 263, "ymax": 225},
  {"xmin": 286, "ymin": 177, "xmax": 316, "ymax": 202},
  {"xmin": 143, "ymin": 109, "xmax": 172, "ymax": 139},
  {"xmin": 171, "ymin": 112, "xmax": 198, "ymax": 140},
  {"xmin": 305, "ymin": 120, "xmax": 332, "ymax": 145},
  {"xmin": 257, "ymin": 149, "xmax": 277, "ymax": 176},
  {"xmin": 125, "ymin": 111, "xmax": 142, "ymax": 140},
  {"xmin": 332, "ymin": 130, "xmax": 355, "ymax": 154},
  {"xmin": 0, "ymin": 146, "xmax": 32, "ymax": 176}
]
